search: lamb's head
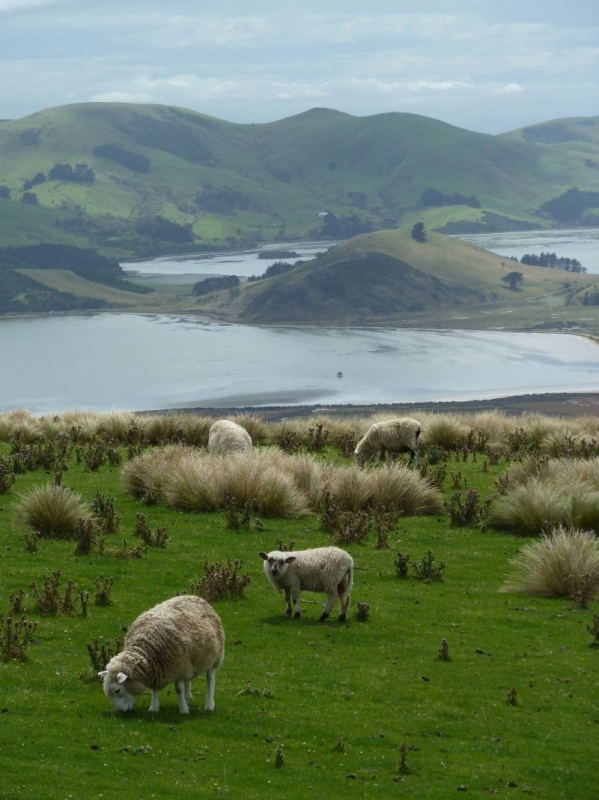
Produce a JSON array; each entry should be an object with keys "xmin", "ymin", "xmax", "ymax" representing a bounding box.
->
[
  {"xmin": 259, "ymin": 550, "xmax": 296, "ymax": 580},
  {"xmin": 98, "ymin": 659, "xmax": 146, "ymax": 712}
]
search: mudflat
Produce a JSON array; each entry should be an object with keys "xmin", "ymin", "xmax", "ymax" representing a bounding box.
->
[{"xmin": 169, "ymin": 391, "xmax": 599, "ymax": 421}]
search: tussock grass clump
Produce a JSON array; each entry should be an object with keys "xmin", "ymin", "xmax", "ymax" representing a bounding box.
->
[
  {"xmin": 222, "ymin": 451, "xmax": 310, "ymax": 518},
  {"xmin": 15, "ymin": 482, "xmax": 91, "ymax": 539},
  {"xmin": 124, "ymin": 446, "xmax": 442, "ymax": 519},
  {"xmin": 421, "ymin": 413, "xmax": 470, "ymax": 451},
  {"xmin": 326, "ymin": 465, "xmax": 371, "ymax": 512},
  {"xmin": 122, "ymin": 444, "xmax": 194, "ymax": 503},
  {"xmin": 489, "ymin": 458, "xmax": 599, "ymax": 535},
  {"xmin": 501, "ymin": 526, "xmax": 599, "ymax": 602},
  {"xmin": 366, "ymin": 465, "xmax": 445, "ymax": 515}
]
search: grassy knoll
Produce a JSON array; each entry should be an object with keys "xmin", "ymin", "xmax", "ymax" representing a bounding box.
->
[{"xmin": 1, "ymin": 410, "xmax": 598, "ymax": 799}]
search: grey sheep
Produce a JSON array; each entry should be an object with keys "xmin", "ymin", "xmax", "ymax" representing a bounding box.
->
[
  {"xmin": 98, "ymin": 595, "xmax": 225, "ymax": 714},
  {"xmin": 355, "ymin": 417, "xmax": 421, "ymax": 467},
  {"xmin": 259, "ymin": 546, "xmax": 354, "ymax": 622},
  {"xmin": 208, "ymin": 419, "xmax": 252, "ymax": 455}
]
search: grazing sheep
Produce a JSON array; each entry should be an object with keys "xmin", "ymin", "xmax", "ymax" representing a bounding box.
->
[
  {"xmin": 208, "ymin": 419, "xmax": 252, "ymax": 455},
  {"xmin": 98, "ymin": 595, "xmax": 225, "ymax": 714},
  {"xmin": 259, "ymin": 546, "xmax": 354, "ymax": 622},
  {"xmin": 355, "ymin": 417, "xmax": 421, "ymax": 468}
]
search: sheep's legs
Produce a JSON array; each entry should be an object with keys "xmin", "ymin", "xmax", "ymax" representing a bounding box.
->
[
  {"xmin": 205, "ymin": 668, "xmax": 216, "ymax": 712},
  {"xmin": 149, "ymin": 689, "xmax": 160, "ymax": 713},
  {"xmin": 284, "ymin": 588, "xmax": 293, "ymax": 616},
  {"xmin": 175, "ymin": 679, "xmax": 190, "ymax": 714}
]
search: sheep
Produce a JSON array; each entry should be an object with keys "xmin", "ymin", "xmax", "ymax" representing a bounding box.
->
[
  {"xmin": 259, "ymin": 546, "xmax": 354, "ymax": 622},
  {"xmin": 354, "ymin": 417, "xmax": 421, "ymax": 468},
  {"xmin": 208, "ymin": 419, "xmax": 252, "ymax": 455},
  {"xmin": 98, "ymin": 595, "xmax": 225, "ymax": 714}
]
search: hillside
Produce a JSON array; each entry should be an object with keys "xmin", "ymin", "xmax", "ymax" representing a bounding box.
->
[
  {"xmin": 0, "ymin": 103, "xmax": 598, "ymax": 259},
  {"xmin": 197, "ymin": 228, "xmax": 599, "ymax": 327}
]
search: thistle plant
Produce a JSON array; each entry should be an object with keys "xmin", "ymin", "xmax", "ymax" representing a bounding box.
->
[
  {"xmin": 0, "ymin": 613, "xmax": 38, "ymax": 661},
  {"xmin": 191, "ymin": 559, "xmax": 251, "ymax": 602}
]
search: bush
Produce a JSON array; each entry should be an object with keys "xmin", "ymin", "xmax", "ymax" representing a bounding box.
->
[
  {"xmin": 15, "ymin": 482, "xmax": 91, "ymax": 539},
  {"xmin": 501, "ymin": 526, "xmax": 599, "ymax": 603}
]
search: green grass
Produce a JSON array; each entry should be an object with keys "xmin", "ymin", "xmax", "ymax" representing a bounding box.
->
[{"xmin": 1, "ymin": 415, "xmax": 598, "ymax": 799}]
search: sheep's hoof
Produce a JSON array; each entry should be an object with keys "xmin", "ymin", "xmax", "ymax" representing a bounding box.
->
[
  {"xmin": 285, "ymin": 607, "xmax": 292, "ymax": 616},
  {"xmin": 338, "ymin": 613, "xmax": 347, "ymax": 622},
  {"xmin": 319, "ymin": 612, "xmax": 330, "ymax": 622},
  {"xmin": 294, "ymin": 611, "xmax": 301, "ymax": 619}
]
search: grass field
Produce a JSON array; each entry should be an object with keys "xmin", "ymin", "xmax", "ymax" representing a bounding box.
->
[{"xmin": 1, "ymin": 410, "xmax": 598, "ymax": 799}]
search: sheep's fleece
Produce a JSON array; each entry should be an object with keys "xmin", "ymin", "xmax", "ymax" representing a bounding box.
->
[
  {"xmin": 208, "ymin": 419, "xmax": 252, "ymax": 455},
  {"xmin": 355, "ymin": 417, "xmax": 421, "ymax": 467},
  {"xmin": 99, "ymin": 595, "xmax": 225, "ymax": 713},
  {"xmin": 259, "ymin": 546, "xmax": 354, "ymax": 621}
]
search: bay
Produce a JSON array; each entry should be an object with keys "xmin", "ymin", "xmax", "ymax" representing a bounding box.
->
[{"xmin": 3, "ymin": 313, "xmax": 599, "ymax": 414}]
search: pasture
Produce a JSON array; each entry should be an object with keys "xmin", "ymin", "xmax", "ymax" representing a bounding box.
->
[{"xmin": 0, "ymin": 408, "xmax": 598, "ymax": 800}]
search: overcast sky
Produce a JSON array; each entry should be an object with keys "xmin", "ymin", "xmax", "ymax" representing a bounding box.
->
[{"xmin": 1, "ymin": 0, "xmax": 597, "ymax": 134}]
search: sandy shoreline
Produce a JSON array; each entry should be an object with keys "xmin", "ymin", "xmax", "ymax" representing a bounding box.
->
[{"xmin": 152, "ymin": 391, "xmax": 599, "ymax": 421}]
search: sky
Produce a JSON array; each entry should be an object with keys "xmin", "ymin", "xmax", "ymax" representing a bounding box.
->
[{"xmin": 1, "ymin": 0, "xmax": 598, "ymax": 135}]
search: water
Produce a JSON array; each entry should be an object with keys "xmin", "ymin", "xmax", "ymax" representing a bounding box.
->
[
  {"xmin": 122, "ymin": 241, "xmax": 339, "ymax": 280},
  {"xmin": 455, "ymin": 228, "xmax": 599, "ymax": 273},
  {"xmin": 2, "ymin": 313, "xmax": 599, "ymax": 414}
]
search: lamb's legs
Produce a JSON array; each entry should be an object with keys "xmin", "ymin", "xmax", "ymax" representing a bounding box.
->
[
  {"xmin": 175, "ymin": 679, "xmax": 190, "ymax": 714},
  {"xmin": 205, "ymin": 668, "xmax": 216, "ymax": 711},
  {"xmin": 149, "ymin": 689, "xmax": 160, "ymax": 712}
]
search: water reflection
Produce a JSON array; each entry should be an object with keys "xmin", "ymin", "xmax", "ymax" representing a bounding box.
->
[{"xmin": 2, "ymin": 314, "xmax": 599, "ymax": 414}]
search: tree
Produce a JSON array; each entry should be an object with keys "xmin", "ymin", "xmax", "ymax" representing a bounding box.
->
[
  {"xmin": 411, "ymin": 222, "xmax": 426, "ymax": 242},
  {"xmin": 501, "ymin": 271, "xmax": 524, "ymax": 290}
]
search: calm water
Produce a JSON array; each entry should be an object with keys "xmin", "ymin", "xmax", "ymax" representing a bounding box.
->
[
  {"xmin": 3, "ymin": 313, "xmax": 599, "ymax": 414},
  {"xmin": 455, "ymin": 228, "xmax": 599, "ymax": 273},
  {"xmin": 122, "ymin": 241, "xmax": 340, "ymax": 280}
]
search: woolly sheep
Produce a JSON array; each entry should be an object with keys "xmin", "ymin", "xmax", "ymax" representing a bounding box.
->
[
  {"xmin": 354, "ymin": 417, "xmax": 421, "ymax": 468},
  {"xmin": 259, "ymin": 546, "xmax": 354, "ymax": 622},
  {"xmin": 208, "ymin": 419, "xmax": 252, "ymax": 455},
  {"xmin": 98, "ymin": 595, "xmax": 225, "ymax": 714}
]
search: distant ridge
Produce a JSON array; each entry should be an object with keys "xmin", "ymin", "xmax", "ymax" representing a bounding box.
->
[{"xmin": 0, "ymin": 103, "xmax": 598, "ymax": 258}]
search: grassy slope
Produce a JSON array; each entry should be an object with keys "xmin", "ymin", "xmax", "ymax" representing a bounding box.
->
[
  {"xmin": 198, "ymin": 229, "xmax": 599, "ymax": 326},
  {"xmin": 1, "ymin": 416, "xmax": 598, "ymax": 799},
  {"xmin": 1, "ymin": 104, "xmax": 598, "ymax": 258}
]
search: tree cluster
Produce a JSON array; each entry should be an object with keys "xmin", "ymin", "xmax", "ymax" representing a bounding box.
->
[
  {"xmin": 418, "ymin": 188, "xmax": 480, "ymax": 209},
  {"xmin": 48, "ymin": 163, "xmax": 95, "ymax": 184},
  {"xmin": 519, "ymin": 251, "xmax": 585, "ymax": 273},
  {"xmin": 192, "ymin": 275, "xmax": 240, "ymax": 296}
]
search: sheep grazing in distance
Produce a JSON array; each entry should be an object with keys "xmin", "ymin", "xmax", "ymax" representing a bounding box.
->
[
  {"xmin": 259, "ymin": 546, "xmax": 354, "ymax": 622},
  {"xmin": 355, "ymin": 417, "xmax": 421, "ymax": 468},
  {"xmin": 208, "ymin": 419, "xmax": 252, "ymax": 455},
  {"xmin": 98, "ymin": 595, "xmax": 225, "ymax": 714}
]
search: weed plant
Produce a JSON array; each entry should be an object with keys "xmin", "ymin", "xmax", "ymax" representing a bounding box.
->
[{"xmin": 0, "ymin": 410, "xmax": 598, "ymax": 798}]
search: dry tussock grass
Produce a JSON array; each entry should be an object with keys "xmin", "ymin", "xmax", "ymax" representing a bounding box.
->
[
  {"xmin": 501, "ymin": 525, "xmax": 599, "ymax": 599},
  {"xmin": 123, "ymin": 446, "xmax": 443, "ymax": 519},
  {"xmin": 15, "ymin": 482, "xmax": 91, "ymax": 539}
]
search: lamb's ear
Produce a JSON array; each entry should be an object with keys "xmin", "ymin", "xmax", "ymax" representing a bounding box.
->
[
  {"xmin": 285, "ymin": 556, "xmax": 297, "ymax": 564},
  {"xmin": 258, "ymin": 552, "xmax": 268, "ymax": 560},
  {"xmin": 98, "ymin": 670, "xmax": 108, "ymax": 679},
  {"xmin": 116, "ymin": 672, "xmax": 128, "ymax": 684}
]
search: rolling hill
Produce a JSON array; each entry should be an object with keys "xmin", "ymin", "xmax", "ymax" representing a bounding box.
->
[
  {"xmin": 196, "ymin": 228, "xmax": 599, "ymax": 326},
  {"xmin": 0, "ymin": 103, "xmax": 598, "ymax": 260}
]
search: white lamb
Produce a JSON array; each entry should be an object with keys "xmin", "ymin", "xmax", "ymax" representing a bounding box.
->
[
  {"xmin": 259, "ymin": 546, "xmax": 354, "ymax": 622},
  {"xmin": 355, "ymin": 417, "xmax": 421, "ymax": 468},
  {"xmin": 98, "ymin": 595, "xmax": 225, "ymax": 714},
  {"xmin": 208, "ymin": 419, "xmax": 252, "ymax": 455}
]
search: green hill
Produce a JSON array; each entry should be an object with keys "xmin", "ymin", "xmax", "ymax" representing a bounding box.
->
[
  {"xmin": 0, "ymin": 103, "xmax": 598, "ymax": 259},
  {"xmin": 197, "ymin": 228, "xmax": 599, "ymax": 327}
]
